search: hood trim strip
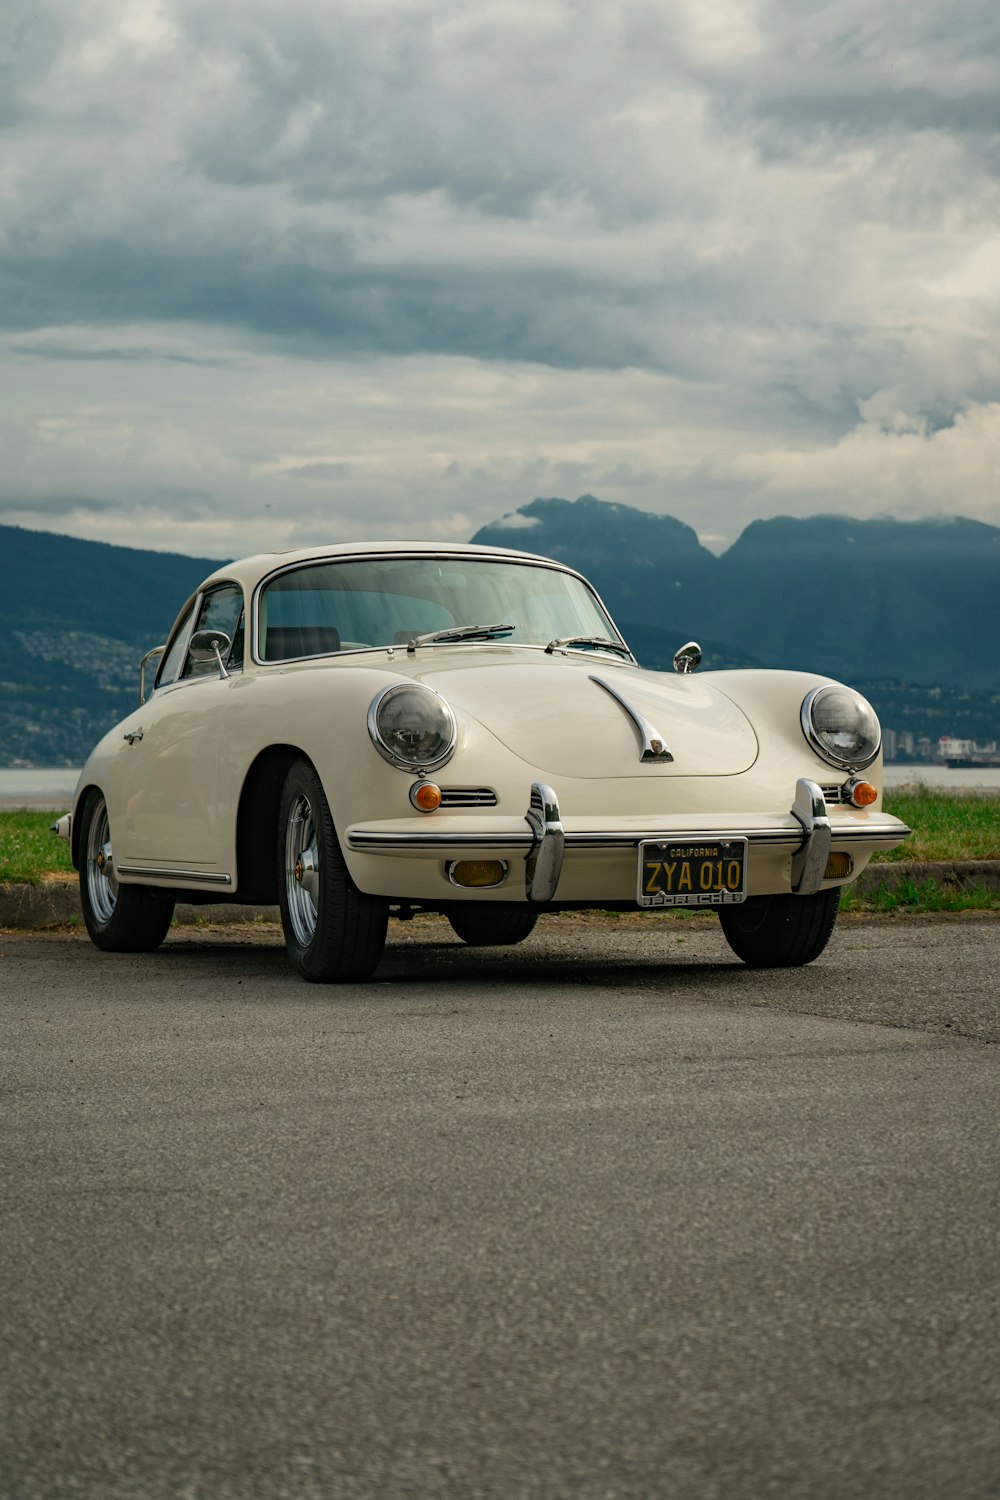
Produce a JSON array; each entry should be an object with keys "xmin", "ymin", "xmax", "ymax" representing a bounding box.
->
[{"xmin": 589, "ymin": 676, "xmax": 674, "ymax": 763}]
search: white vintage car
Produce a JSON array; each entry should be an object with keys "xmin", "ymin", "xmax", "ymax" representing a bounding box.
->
[{"xmin": 59, "ymin": 541, "xmax": 910, "ymax": 981}]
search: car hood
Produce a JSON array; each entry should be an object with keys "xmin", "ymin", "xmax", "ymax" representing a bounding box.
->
[{"xmin": 412, "ymin": 655, "xmax": 758, "ymax": 777}]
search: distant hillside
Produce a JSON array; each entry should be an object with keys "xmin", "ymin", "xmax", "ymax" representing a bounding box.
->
[
  {"xmin": 0, "ymin": 526, "xmax": 217, "ymax": 766},
  {"xmin": 473, "ymin": 497, "xmax": 1000, "ymax": 691},
  {"xmin": 1, "ymin": 510, "xmax": 998, "ymax": 765}
]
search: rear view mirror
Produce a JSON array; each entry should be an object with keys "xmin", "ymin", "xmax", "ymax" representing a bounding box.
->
[{"xmin": 189, "ymin": 628, "xmax": 233, "ymax": 680}]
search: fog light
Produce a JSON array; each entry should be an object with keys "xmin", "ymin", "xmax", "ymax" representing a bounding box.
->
[
  {"xmin": 447, "ymin": 860, "xmax": 508, "ymax": 888},
  {"xmin": 824, "ymin": 852, "xmax": 854, "ymax": 880},
  {"xmin": 846, "ymin": 778, "xmax": 878, "ymax": 808},
  {"xmin": 410, "ymin": 781, "xmax": 442, "ymax": 812}
]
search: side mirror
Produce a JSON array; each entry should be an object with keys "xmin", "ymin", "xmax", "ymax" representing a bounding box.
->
[
  {"xmin": 673, "ymin": 641, "xmax": 702, "ymax": 674},
  {"xmin": 189, "ymin": 628, "xmax": 233, "ymax": 680},
  {"xmin": 139, "ymin": 645, "xmax": 166, "ymax": 705}
]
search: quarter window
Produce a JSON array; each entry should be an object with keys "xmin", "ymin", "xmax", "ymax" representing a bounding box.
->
[
  {"xmin": 155, "ymin": 601, "xmax": 197, "ymax": 689},
  {"xmin": 182, "ymin": 585, "xmax": 246, "ymax": 679}
]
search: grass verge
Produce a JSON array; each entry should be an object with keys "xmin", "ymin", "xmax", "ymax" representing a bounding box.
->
[
  {"xmin": 875, "ymin": 788, "xmax": 1000, "ymax": 863},
  {"xmin": 0, "ymin": 811, "xmax": 76, "ymax": 884},
  {"xmin": 840, "ymin": 879, "xmax": 1000, "ymax": 915}
]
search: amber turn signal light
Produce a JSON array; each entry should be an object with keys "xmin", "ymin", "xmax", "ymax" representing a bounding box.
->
[
  {"xmin": 410, "ymin": 781, "xmax": 442, "ymax": 812},
  {"xmin": 846, "ymin": 779, "xmax": 878, "ymax": 808},
  {"xmin": 447, "ymin": 860, "xmax": 508, "ymax": 888}
]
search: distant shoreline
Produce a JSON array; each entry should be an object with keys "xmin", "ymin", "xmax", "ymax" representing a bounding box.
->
[{"xmin": 3, "ymin": 763, "xmax": 1000, "ymax": 810}]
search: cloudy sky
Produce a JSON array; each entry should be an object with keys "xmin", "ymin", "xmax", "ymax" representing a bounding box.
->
[{"xmin": 2, "ymin": 0, "xmax": 999, "ymax": 560}]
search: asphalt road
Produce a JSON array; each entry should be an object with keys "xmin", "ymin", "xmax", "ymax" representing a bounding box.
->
[{"xmin": 3, "ymin": 913, "xmax": 999, "ymax": 1500}]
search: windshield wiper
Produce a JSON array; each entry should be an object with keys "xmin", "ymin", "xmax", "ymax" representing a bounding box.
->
[
  {"xmin": 406, "ymin": 622, "xmax": 515, "ymax": 653},
  {"xmin": 544, "ymin": 635, "xmax": 632, "ymax": 659}
]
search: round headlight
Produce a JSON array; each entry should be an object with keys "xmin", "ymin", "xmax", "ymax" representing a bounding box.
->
[
  {"xmin": 801, "ymin": 685, "xmax": 881, "ymax": 771},
  {"xmin": 368, "ymin": 683, "xmax": 457, "ymax": 772}
]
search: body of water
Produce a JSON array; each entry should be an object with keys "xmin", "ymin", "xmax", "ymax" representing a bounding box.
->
[
  {"xmin": 882, "ymin": 765, "xmax": 1000, "ymax": 792},
  {"xmin": 0, "ymin": 769, "xmax": 82, "ymax": 807},
  {"xmin": 2, "ymin": 764, "xmax": 1000, "ymax": 809}
]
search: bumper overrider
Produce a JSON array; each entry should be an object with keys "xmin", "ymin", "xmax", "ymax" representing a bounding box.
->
[{"xmin": 347, "ymin": 779, "xmax": 911, "ymax": 904}]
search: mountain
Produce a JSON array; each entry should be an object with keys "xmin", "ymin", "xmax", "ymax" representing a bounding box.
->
[
  {"xmin": 0, "ymin": 526, "xmax": 217, "ymax": 766},
  {"xmin": 1, "ymin": 507, "xmax": 999, "ymax": 765},
  {"xmin": 474, "ymin": 496, "xmax": 719, "ymax": 630},
  {"xmin": 472, "ymin": 498, "xmax": 1000, "ymax": 691}
]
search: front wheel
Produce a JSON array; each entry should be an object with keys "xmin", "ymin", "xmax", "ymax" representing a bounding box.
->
[
  {"xmin": 78, "ymin": 790, "xmax": 175, "ymax": 952},
  {"xmin": 277, "ymin": 758, "xmax": 388, "ymax": 983},
  {"xmin": 447, "ymin": 906, "xmax": 538, "ymax": 947},
  {"xmin": 718, "ymin": 888, "xmax": 840, "ymax": 968}
]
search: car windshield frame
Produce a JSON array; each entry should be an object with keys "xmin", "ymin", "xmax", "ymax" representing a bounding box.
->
[{"xmin": 251, "ymin": 552, "xmax": 633, "ymax": 666}]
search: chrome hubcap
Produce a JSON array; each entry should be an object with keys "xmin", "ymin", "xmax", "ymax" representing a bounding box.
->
[
  {"xmin": 285, "ymin": 794, "xmax": 319, "ymax": 945},
  {"xmin": 86, "ymin": 800, "xmax": 117, "ymax": 924}
]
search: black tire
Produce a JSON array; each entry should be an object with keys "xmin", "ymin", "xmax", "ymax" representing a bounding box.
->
[
  {"xmin": 718, "ymin": 888, "xmax": 840, "ymax": 968},
  {"xmin": 447, "ymin": 906, "xmax": 539, "ymax": 947},
  {"xmin": 78, "ymin": 790, "xmax": 175, "ymax": 952},
  {"xmin": 277, "ymin": 757, "xmax": 388, "ymax": 983}
]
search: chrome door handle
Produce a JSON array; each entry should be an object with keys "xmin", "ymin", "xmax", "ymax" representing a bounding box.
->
[{"xmin": 124, "ymin": 729, "xmax": 143, "ymax": 745}]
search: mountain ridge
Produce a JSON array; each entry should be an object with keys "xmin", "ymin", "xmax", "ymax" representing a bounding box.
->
[{"xmin": 1, "ymin": 505, "xmax": 998, "ymax": 765}]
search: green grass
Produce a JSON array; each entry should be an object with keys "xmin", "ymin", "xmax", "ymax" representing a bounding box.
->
[
  {"xmin": 876, "ymin": 788, "xmax": 1000, "ymax": 863},
  {"xmin": 841, "ymin": 879, "xmax": 1000, "ymax": 914},
  {"xmin": 0, "ymin": 811, "xmax": 77, "ymax": 884}
]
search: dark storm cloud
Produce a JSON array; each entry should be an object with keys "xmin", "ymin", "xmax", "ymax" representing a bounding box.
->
[
  {"xmin": 11, "ymin": 341, "xmax": 230, "ymax": 366},
  {"xmin": 0, "ymin": 241, "xmax": 663, "ymax": 371},
  {"xmin": 2, "ymin": 0, "xmax": 999, "ymax": 553},
  {"xmin": 3, "ymin": 0, "xmax": 998, "ymax": 393},
  {"xmin": 0, "ymin": 492, "xmax": 120, "ymax": 516}
]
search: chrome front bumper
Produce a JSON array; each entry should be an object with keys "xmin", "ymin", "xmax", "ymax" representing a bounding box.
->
[{"xmin": 347, "ymin": 779, "xmax": 911, "ymax": 904}]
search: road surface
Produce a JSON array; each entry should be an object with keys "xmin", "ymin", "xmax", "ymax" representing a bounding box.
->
[{"xmin": 3, "ymin": 912, "xmax": 998, "ymax": 1499}]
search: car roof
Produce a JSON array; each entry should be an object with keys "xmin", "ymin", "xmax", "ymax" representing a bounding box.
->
[{"xmin": 198, "ymin": 540, "xmax": 566, "ymax": 592}]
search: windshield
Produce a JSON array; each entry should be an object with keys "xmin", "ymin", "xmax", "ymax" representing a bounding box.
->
[{"xmin": 256, "ymin": 556, "xmax": 622, "ymax": 662}]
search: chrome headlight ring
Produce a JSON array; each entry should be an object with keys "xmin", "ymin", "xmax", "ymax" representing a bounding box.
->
[
  {"xmin": 367, "ymin": 682, "xmax": 458, "ymax": 773},
  {"xmin": 801, "ymin": 684, "xmax": 881, "ymax": 772}
]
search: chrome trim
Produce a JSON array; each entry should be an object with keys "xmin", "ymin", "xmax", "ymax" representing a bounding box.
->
[
  {"xmin": 50, "ymin": 813, "xmax": 72, "ymax": 842},
  {"xmin": 85, "ymin": 798, "xmax": 117, "ymax": 923},
  {"xmin": 116, "ymin": 866, "xmax": 233, "ymax": 885},
  {"xmin": 367, "ymin": 682, "xmax": 458, "ymax": 774},
  {"xmin": 589, "ymin": 676, "xmax": 674, "ymax": 763},
  {"xmin": 123, "ymin": 729, "xmax": 143, "ymax": 745},
  {"xmin": 155, "ymin": 594, "xmax": 202, "ymax": 691},
  {"xmin": 347, "ymin": 819, "xmax": 910, "ymax": 855},
  {"xmin": 285, "ymin": 791, "xmax": 319, "ymax": 945},
  {"xmin": 250, "ymin": 551, "xmax": 628, "ymax": 666},
  {"xmin": 446, "ymin": 859, "xmax": 509, "ymax": 889},
  {"xmin": 672, "ymin": 641, "xmax": 702, "ymax": 674},
  {"xmin": 188, "ymin": 627, "xmax": 232, "ymax": 681},
  {"xmin": 139, "ymin": 645, "xmax": 165, "ymax": 705},
  {"xmin": 439, "ymin": 787, "xmax": 498, "ymax": 808},
  {"xmin": 790, "ymin": 778, "xmax": 833, "ymax": 895},
  {"xmin": 524, "ymin": 782, "xmax": 565, "ymax": 902},
  {"xmin": 801, "ymin": 685, "xmax": 881, "ymax": 772}
]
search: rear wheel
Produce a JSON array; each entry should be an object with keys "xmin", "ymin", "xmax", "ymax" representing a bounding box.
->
[
  {"xmin": 447, "ymin": 907, "xmax": 538, "ymax": 947},
  {"xmin": 78, "ymin": 790, "xmax": 175, "ymax": 952},
  {"xmin": 277, "ymin": 758, "xmax": 388, "ymax": 983},
  {"xmin": 718, "ymin": 888, "xmax": 840, "ymax": 968}
]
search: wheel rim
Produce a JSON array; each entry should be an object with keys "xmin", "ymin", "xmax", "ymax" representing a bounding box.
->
[
  {"xmin": 285, "ymin": 792, "xmax": 320, "ymax": 946},
  {"xmin": 86, "ymin": 796, "xmax": 118, "ymax": 925}
]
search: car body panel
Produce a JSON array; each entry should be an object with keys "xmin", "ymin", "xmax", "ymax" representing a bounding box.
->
[{"xmin": 69, "ymin": 543, "xmax": 910, "ymax": 915}]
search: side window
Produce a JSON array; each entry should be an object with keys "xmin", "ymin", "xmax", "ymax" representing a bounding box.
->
[
  {"xmin": 182, "ymin": 584, "xmax": 246, "ymax": 680},
  {"xmin": 154, "ymin": 601, "xmax": 197, "ymax": 690}
]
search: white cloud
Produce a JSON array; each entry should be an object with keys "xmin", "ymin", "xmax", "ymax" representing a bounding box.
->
[{"xmin": 1, "ymin": 0, "xmax": 999, "ymax": 553}]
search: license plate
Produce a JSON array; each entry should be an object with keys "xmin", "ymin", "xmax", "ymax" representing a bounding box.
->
[{"xmin": 637, "ymin": 838, "xmax": 748, "ymax": 909}]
